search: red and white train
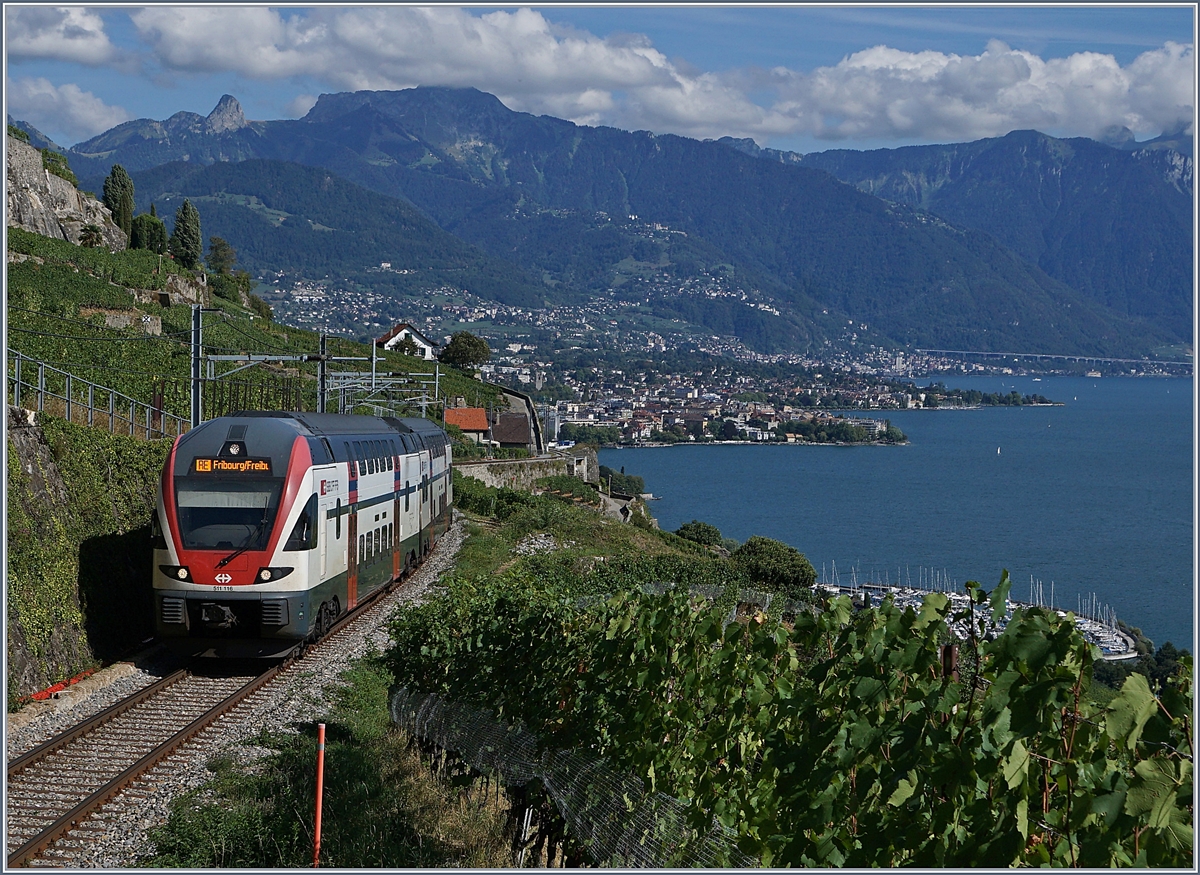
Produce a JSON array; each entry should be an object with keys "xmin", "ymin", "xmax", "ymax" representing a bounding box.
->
[{"xmin": 152, "ymin": 412, "xmax": 452, "ymax": 657}]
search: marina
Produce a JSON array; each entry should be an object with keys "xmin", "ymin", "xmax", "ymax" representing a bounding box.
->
[
  {"xmin": 603, "ymin": 375, "xmax": 1193, "ymax": 653},
  {"xmin": 812, "ymin": 579, "xmax": 1137, "ymax": 659}
]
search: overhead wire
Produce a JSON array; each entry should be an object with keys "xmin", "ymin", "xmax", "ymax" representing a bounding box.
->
[{"xmin": 214, "ymin": 314, "xmax": 308, "ymax": 354}]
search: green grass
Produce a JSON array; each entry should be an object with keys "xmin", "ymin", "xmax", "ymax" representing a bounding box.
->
[{"xmin": 142, "ymin": 657, "xmax": 512, "ymax": 868}]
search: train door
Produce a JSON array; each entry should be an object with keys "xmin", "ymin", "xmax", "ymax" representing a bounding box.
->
[
  {"xmin": 347, "ymin": 511, "xmax": 358, "ymax": 609},
  {"xmin": 313, "ymin": 467, "xmax": 342, "ymax": 581},
  {"xmin": 402, "ymin": 448, "xmax": 418, "ymax": 562},
  {"xmin": 420, "ymin": 449, "xmax": 430, "ymax": 552}
]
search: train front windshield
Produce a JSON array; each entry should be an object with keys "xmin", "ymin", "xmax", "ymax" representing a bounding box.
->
[{"xmin": 175, "ymin": 479, "xmax": 284, "ymax": 551}]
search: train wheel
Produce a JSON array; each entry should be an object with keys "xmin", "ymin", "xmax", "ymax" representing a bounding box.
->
[
  {"xmin": 330, "ymin": 596, "xmax": 341, "ymax": 619},
  {"xmin": 316, "ymin": 602, "xmax": 330, "ymax": 640}
]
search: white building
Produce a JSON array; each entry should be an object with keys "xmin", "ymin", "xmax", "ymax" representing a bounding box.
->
[{"xmin": 376, "ymin": 322, "xmax": 439, "ymax": 361}]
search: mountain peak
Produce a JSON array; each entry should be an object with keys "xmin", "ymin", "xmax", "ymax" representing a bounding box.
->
[
  {"xmin": 1099, "ymin": 124, "xmax": 1136, "ymax": 148},
  {"xmin": 206, "ymin": 94, "xmax": 246, "ymax": 134}
]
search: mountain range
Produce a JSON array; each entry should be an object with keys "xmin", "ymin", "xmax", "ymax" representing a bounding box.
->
[{"xmin": 14, "ymin": 88, "xmax": 1192, "ymax": 358}]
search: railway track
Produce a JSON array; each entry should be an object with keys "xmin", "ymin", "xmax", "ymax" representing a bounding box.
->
[{"xmin": 4, "ymin": 565, "xmax": 416, "ymax": 868}]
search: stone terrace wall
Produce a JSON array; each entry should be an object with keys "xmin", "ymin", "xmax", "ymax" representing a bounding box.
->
[{"xmin": 456, "ymin": 447, "xmax": 599, "ymax": 491}]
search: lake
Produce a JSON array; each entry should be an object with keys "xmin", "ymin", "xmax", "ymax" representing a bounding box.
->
[{"xmin": 600, "ymin": 375, "xmax": 1194, "ymax": 651}]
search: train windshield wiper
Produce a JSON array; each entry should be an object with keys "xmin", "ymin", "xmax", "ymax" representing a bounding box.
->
[{"xmin": 216, "ymin": 516, "xmax": 268, "ymax": 569}]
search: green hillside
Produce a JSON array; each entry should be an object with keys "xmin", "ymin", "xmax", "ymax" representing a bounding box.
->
[
  {"xmin": 80, "ymin": 159, "xmax": 549, "ymax": 309},
  {"xmin": 791, "ymin": 131, "xmax": 1193, "ymax": 343},
  {"xmin": 7, "ymin": 227, "xmax": 496, "ymax": 419}
]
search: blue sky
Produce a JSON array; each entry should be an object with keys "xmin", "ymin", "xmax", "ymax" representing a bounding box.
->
[{"xmin": 5, "ymin": 5, "xmax": 1195, "ymax": 153}]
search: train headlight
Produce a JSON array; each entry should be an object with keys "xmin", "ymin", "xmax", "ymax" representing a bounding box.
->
[
  {"xmin": 159, "ymin": 565, "xmax": 192, "ymax": 581},
  {"xmin": 256, "ymin": 566, "xmax": 294, "ymax": 582}
]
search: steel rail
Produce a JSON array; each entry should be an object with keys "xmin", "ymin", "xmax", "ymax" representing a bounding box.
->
[
  {"xmin": 6, "ymin": 669, "xmax": 190, "ymax": 778},
  {"xmin": 6, "ymin": 665, "xmax": 283, "ymax": 868}
]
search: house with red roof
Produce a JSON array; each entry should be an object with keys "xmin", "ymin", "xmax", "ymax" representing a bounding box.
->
[{"xmin": 444, "ymin": 407, "xmax": 491, "ymax": 443}]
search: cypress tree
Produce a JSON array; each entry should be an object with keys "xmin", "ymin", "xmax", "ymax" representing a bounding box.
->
[
  {"xmin": 168, "ymin": 199, "xmax": 202, "ymax": 269},
  {"xmin": 131, "ymin": 213, "xmax": 168, "ymax": 253},
  {"xmin": 102, "ymin": 165, "xmax": 134, "ymax": 238}
]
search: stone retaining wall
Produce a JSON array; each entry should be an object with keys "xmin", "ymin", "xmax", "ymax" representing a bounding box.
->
[{"xmin": 455, "ymin": 447, "xmax": 598, "ymax": 491}]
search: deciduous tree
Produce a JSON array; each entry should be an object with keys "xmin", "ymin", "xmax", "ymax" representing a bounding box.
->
[
  {"xmin": 206, "ymin": 236, "xmax": 237, "ymax": 275},
  {"xmin": 439, "ymin": 331, "xmax": 491, "ymax": 370}
]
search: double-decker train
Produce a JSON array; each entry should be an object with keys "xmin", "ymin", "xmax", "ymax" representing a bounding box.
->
[{"xmin": 152, "ymin": 412, "xmax": 452, "ymax": 657}]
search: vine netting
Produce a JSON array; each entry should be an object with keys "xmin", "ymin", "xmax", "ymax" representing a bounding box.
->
[
  {"xmin": 389, "ymin": 582, "xmax": 789, "ymax": 868},
  {"xmin": 389, "ymin": 687, "xmax": 757, "ymax": 868}
]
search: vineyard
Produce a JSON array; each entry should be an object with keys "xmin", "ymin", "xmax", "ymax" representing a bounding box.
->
[
  {"xmin": 386, "ymin": 475, "xmax": 1194, "ymax": 867},
  {"xmin": 6, "ymin": 227, "xmax": 499, "ymax": 421}
]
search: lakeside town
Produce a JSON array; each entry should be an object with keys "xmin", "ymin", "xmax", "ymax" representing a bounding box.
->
[{"xmin": 252, "ymin": 264, "xmax": 1188, "ymax": 448}]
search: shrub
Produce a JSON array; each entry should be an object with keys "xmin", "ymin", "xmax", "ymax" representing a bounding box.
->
[
  {"xmin": 730, "ymin": 535, "xmax": 816, "ymax": 598},
  {"xmin": 675, "ymin": 520, "xmax": 723, "ymax": 546}
]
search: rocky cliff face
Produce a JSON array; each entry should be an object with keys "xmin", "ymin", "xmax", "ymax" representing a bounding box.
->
[
  {"xmin": 7, "ymin": 408, "xmax": 92, "ymax": 701},
  {"xmin": 6, "ymin": 135, "xmax": 127, "ymax": 249}
]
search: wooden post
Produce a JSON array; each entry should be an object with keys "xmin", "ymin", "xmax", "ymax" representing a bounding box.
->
[
  {"xmin": 941, "ymin": 643, "xmax": 958, "ymax": 682},
  {"xmin": 313, "ymin": 723, "xmax": 326, "ymax": 867}
]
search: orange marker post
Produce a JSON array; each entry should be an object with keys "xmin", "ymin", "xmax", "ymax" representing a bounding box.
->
[{"xmin": 313, "ymin": 722, "xmax": 326, "ymax": 867}]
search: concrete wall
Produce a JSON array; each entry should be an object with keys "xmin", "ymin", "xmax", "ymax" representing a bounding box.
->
[{"xmin": 456, "ymin": 446, "xmax": 599, "ymax": 491}]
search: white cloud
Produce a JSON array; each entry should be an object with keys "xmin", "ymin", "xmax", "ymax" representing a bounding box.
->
[
  {"xmin": 769, "ymin": 39, "xmax": 1195, "ymax": 144},
  {"xmin": 7, "ymin": 77, "xmax": 131, "ymax": 143},
  {"xmin": 124, "ymin": 7, "xmax": 1193, "ymax": 146},
  {"xmin": 6, "ymin": 7, "xmax": 118, "ymax": 65},
  {"xmin": 287, "ymin": 94, "xmax": 319, "ymax": 119}
]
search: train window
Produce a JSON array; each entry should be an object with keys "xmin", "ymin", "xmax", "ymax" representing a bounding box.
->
[
  {"xmin": 175, "ymin": 479, "xmax": 282, "ymax": 551},
  {"xmin": 284, "ymin": 494, "xmax": 318, "ymax": 551},
  {"xmin": 386, "ymin": 441, "xmax": 394, "ymax": 471},
  {"xmin": 388, "ymin": 523, "xmax": 393, "ymax": 549},
  {"xmin": 352, "ymin": 441, "xmax": 362, "ymax": 477},
  {"xmin": 374, "ymin": 528, "xmax": 380, "ymax": 556},
  {"xmin": 358, "ymin": 534, "xmax": 365, "ymax": 562},
  {"xmin": 405, "ymin": 481, "xmax": 410, "ymax": 513},
  {"xmin": 335, "ymin": 499, "xmax": 342, "ymax": 540}
]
